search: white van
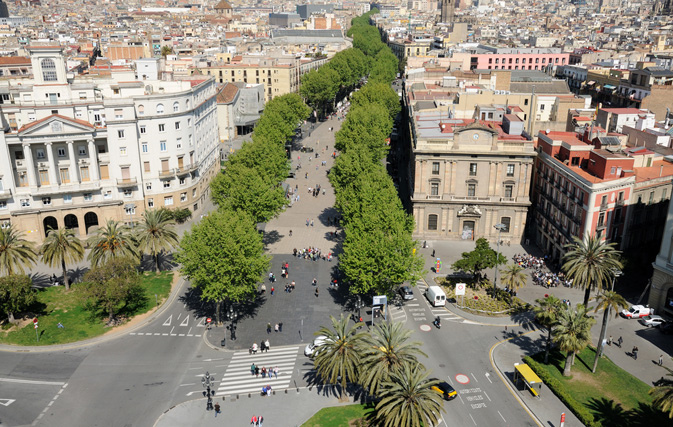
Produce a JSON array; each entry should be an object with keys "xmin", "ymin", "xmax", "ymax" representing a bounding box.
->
[
  {"xmin": 425, "ymin": 286, "xmax": 447, "ymax": 307},
  {"xmin": 304, "ymin": 335, "xmax": 330, "ymax": 357}
]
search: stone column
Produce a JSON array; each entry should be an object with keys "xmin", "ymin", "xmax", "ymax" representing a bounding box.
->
[
  {"xmin": 66, "ymin": 141, "xmax": 80, "ymax": 183},
  {"xmin": 450, "ymin": 161, "xmax": 457, "ymax": 194},
  {"xmin": 45, "ymin": 142, "xmax": 59, "ymax": 185},
  {"xmin": 88, "ymin": 139, "xmax": 99, "ymax": 180},
  {"xmin": 22, "ymin": 144, "xmax": 37, "ymax": 187}
]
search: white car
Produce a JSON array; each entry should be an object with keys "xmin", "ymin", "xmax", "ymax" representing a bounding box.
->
[
  {"xmin": 304, "ymin": 335, "xmax": 329, "ymax": 357},
  {"xmin": 620, "ymin": 305, "xmax": 654, "ymax": 319},
  {"xmin": 639, "ymin": 315, "xmax": 666, "ymax": 328}
]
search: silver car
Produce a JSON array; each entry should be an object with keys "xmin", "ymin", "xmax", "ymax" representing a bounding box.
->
[
  {"xmin": 639, "ymin": 315, "xmax": 666, "ymax": 328},
  {"xmin": 399, "ymin": 285, "xmax": 414, "ymax": 300}
]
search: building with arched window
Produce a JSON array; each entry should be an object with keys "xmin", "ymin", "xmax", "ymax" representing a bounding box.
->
[
  {"xmin": 650, "ymin": 199, "xmax": 673, "ymax": 319},
  {"xmin": 0, "ymin": 46, "xmax": 220, "ymax": 242}
]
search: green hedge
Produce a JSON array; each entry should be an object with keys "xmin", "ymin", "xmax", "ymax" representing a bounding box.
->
[{"xmin": 523, "ymin": 356, "xmax": 601, "ymax": 427}]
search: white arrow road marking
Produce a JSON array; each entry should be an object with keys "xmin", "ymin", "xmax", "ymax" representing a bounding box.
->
[
  {"xmin": 180, "ymin": 315, "xmax": 190, "ymax": 327},
  {"xmin": 485, "ymin": 372, "xmax": 492, "ymax": 383},
  {"xmin": 163, "ymin": 315, "xmax": 172, "ymax": 326},
  {"xmin": 0, "ymin": 399, "xmax": 16, "ymax": 406},
  {"xmin": 0, "ymin": 378, "xmax": 66, "ymax": 386}
]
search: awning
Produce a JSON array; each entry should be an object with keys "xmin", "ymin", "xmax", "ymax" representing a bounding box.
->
[
  {"xmin": 604, "ymin": 84, "xmax": 616, "ymax": 90},
  {"xmin": 586, "ymin": 80, "xmax": 596, "ymax": 85}
]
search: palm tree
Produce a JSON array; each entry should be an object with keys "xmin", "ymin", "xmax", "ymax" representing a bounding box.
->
[
  {"xmin": 359, "ymin": 322, "xmax": 427, "ymax": 397},
  {"xmin": 135, "ymin": 209, "xmax": 179, "ymax": 272},
  {"xmin": 562, "ymin": 235, "xmax": 623, "ymax": 307},
  {"xmin": 650, "ymin": 368, "xmax": 673, "ymax": 418},
  {"xmin": 41, "ymin": 228, "xmax": 85, "ymax": 291},
  {"xmin": 591, "ymin": 290, "xmax": 628, "ymax": 373},
  {"xmin": 533, "ymin": 295, "xmax": 565, "ymax": 364},
  {"xmin": 87, "ymin": 220, "xmax": 139, "ymax": 268},
  {"xmin": 375, "ymin": 362, "xmax": 444, "ymax": 427},
  {"xmin": 160, "ymin": 45, "xmax": 173, "ymax": 57},
  {"xmin": 313, "ymin": 314, "xmax": 367, "ymax": 394},
  {"xmin": 0, "ymin": 225, "xmax": 37, "ymax": 276},
  {"xmin": 500, "ymin": 263, "xmax": 527, "ymax": 293},
  {"xmin": 553, "ymin": 304, "xmax": 595, "ymax": 377}
]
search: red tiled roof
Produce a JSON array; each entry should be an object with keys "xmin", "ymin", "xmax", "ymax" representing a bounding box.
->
[{"xmin": 0, "ymin": 56, "xmax": 30, "ymax": 65}]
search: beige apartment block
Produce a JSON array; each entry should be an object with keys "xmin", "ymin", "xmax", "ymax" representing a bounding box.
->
[
  {"xmin": 202, "ymin": 55, "xmax": 327, "ymax": 102},
  {"xmin": 0, "ymin": 46, "xmax": 220, "ymax": 243},
  {"xmin": 409, "ymin": 110, "xmax": 536, "ymax": 243}
]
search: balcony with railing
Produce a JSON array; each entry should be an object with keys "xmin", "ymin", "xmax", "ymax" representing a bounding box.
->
[
  {"xmin": 600, "ymin": 202, "xmax": 608, "ymax": 211},
  {"xmin": 0, "ymin": 188, "xmax": 11, "ymax": 199},
  {"xmin": 116, "ymin": 178, "xmax": 138, "ymax": 187}
]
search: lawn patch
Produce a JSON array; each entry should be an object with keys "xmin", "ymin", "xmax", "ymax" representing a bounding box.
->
[
  {"xmin": 525, "ymin": 347, "xmax": 665, "ymax": 426},
  {"xmin": 301, "ymin": 403, "xmax": 374, "ymax": 427},
  {"xmin": 0, "ymin": 271, "xmax": 173, "ymax": 346}
]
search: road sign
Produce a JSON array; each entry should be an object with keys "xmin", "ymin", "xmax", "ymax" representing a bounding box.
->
[
  {"xmin": 206, "ymin": 317, "xmax": 212, "ymax": 324},
  {"xmin": 33, "ymin": 318, "xmax": 38, "ymax": 324},
  {"xmin": 34, "ymin": 323, "xmax": 38, "ymax": 329},
  {"xmin": 455, "ymin": 283, "xmax": 466, "ymax": 296}
]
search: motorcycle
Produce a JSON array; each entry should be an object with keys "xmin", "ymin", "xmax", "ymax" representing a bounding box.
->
[{"xmin": 433, "ymin": 316, "xmax": 441, "ymax": 329}]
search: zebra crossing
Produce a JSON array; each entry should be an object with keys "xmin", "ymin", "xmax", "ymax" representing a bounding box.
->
[{"xmin": 215, "ymin": 346, "xmax": 301, "ymax": 396}]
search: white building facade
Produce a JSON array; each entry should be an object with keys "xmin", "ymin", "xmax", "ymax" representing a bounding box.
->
[{"xmin": 0, "ymin": 46, "xmax": 220, "ymax": 242}]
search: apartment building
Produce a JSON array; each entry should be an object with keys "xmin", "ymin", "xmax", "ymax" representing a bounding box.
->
[
  {"xmin": 408, "ymin": 110, "xmax": 536, "ymax": 243},
  {"xmin": 531, "ymin": 130, "xmax": 673, "ymax": 264},
  {"xmin": 203, "ymin": 55, "xmax": 328, "ymax": 102},
  {"xmin": 0, "ymin": 46, "xmax": 220, "ymax": 243}
]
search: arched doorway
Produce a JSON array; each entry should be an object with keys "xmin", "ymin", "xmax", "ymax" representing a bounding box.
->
[
  {"xmin": 64, "ymin": 214, "xmax": 79, "ymax": 231},
  {"xmin": 84, "ymin": 212, "xmax": 99, "ymax": 234},
  {"xmin": 462, "ymin": 221, "xmax": 475, "ymax": 240},
  {"xmin": 43, "ymin": 216, "xmax": 58, "ymax": 237}
]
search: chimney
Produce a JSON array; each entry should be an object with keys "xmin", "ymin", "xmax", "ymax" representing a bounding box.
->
[{"xmin": 660, "ymin": 165, "xmax": 664, "ymax": 177}]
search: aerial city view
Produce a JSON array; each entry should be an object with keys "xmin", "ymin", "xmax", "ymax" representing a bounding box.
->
[{"xmin": 1, "ymin": 0, "xmax": 673, "ymax": 425}]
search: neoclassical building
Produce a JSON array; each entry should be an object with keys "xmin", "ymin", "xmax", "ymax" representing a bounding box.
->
[
  {"xmin": 0, "ymin": 46, "xmax": 220, "ymax": 242},
  {"xmin": 649, "ymin": 198, "xmax": 673, "ymax": 319},
  {"xmin": 408, "ymin": 109, "xmax": 537, "ymax": 243}
]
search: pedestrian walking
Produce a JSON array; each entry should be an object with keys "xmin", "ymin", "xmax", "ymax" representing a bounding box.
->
[
  {"xmin": 632, "ymin": 346, "xmax": 639, "ymax": 360},
  {"xmin": 607, "ymin": 336, "xmax": 612, "ymax": 346},
  {"xmin": 310, "ymin": 219, "xmax": 314, "ymax": 227},
  {"xmin": 270, "ymin": 286, "xmax": 274, "ymax": 296},
  {"xmin": 617, "ymin": 336, "xmax": 623, "ymax": 348},
  {"xmin": 267, "ymin": 323, "xmax": 272, "ymax": 334},
  {"xmin": 315, "ymin": 288, "xmax": 319, "ymax": 298},
  {"xmin": 251, "ymin": 415, "xmax": 258, "ymax": 425},
  {"xmin": 289, "ymin": 229, "xmax": 292, "ymax": 236},
  {"xmin": 659, "ymin": 355, "xmax": 664, "ymax": 366},
  {"xmin": 251, "ymin": 363, "xmax": 256, "ymax": 376},
  {"xmin": 431, "ymin": 249, "xmax": 435, "ymax": 257},
  {"xmin": 259, "ymin": 415, "xmax": 264, "ymax": 427},
  {"xmin": 312, "ymin": 278, "xmax": 317, "ymax": 286},
  {"xmin": 274, "ymin": 323, "xmax": 279, "ymax": 332},
  {"xmin": 214, "ymin": 402, "xmax": 221, "ymax": 417},
  {"xmin": 264, "ymin": 339, "xmax": 270, "ymax": 351},
  {"xmin": 306, "ymin": 218, "xmax": 309, "ymax": 227},
  {"xmin": 273, "ymin": 366, "xmax": 279, "ymax": 379},
  {"xmin": 255, "ymin": 366, "xmax": 260, "ymax": 377},
  {"xmin": 261, "ymin": 367, "xmax": 267, "ymax": 378}
]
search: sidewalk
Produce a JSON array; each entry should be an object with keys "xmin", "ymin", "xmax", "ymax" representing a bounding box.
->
[{"xmin": 154, "ymin": 387, "xmax": 355, "ymax": 427}]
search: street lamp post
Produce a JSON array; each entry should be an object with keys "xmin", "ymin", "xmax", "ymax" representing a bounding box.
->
[
  {"xmin": 610, "ymin": 269, "xmax": 622, "ymax": 292},
  {"xmin": 226, "ymin": 305, "xmax": 237, "ymax": 342},
  {"xmin": 201, "ymin": 371, "xmax": 215, "ymax": 411},
  {"xmin": 355, "ymin": 295, "xmax": 364, "ymax": 322},
  {"xmin": 493, "ymin": 223, "xmax": 507, "ymax": 289}
]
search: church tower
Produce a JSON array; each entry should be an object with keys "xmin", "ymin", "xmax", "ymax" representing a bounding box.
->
[{"xmin": 440, "ymin": 0, "xmax": 455, "ymax": 24}]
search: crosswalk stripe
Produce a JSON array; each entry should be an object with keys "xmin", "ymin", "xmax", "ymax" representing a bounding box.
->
[{"xmin": 216, "ymin": 346, "xmax": 301, "ymax": 397}]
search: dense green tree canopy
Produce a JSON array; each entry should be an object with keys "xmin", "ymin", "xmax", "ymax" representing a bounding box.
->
[
  {"xmin": 175, "ymin": 209, "xmax": 269, "ymax": 322},
  {"xmin": 334, "ymin": 104, "xmax": 391, "ymax": 159},
  {"xmin": 81, "ymin": 257, "xmax": 143, "ymax": 321},
  {"xmin": 451, "ymin": 238, "xmax": 507, "ymax": 280},
  {"xmin": 300, "ymin": 67, "xmax": 340, "ymax": 117},
  {"xmin": 369, "ymin": 49, "xmax": 400, "ymax": 84},
  {"xmin": 350, "ymin": 82, "xmax": 401, "ymax": 120},
  {"xmin": 0, "ymin": 274, "xmax": 36, "ymax": 324}
]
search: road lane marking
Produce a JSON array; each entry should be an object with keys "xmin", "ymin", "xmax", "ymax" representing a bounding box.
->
[
  {"xmin": 169, "ymin": 326, "xmax": 175, "ymax": 335},
  {"xmin": 163, "ymin": 315, "xmax": 172, "ymax": 326},
  {"xmin": 0, "ymin": 378, "xmax": 66, "ymax": 386},
  {"xmin": 0, "ymin": 399, "xmax": 15, "ymax": 406},
  {"xmin": 498, "ymin": 410, "xmax": 506, "ymax": 422},
  {"xmin": 180, "ymin": 315, "xmax": 190, "ymax": 327},
  {"xmin": 179, "ymin": 383, "xmax": 196, "ymax": 387},
  {"xmin": 469, "ymin": 413, "xmax": 477, "ymax": 425},
  {"xmin": 485, "ymin": 372, "xmax": 492, "ymax": 383},
  {"xmin": 154, "ymin": 333, "xmax": 160, "ymax": 336},
  {"xmin": 470, "ymin": 373, "xmax": 478, "ymax": 382},
  {"xmin": 483, "ymin": 390, "xmax": 491, "ymax": 401},
  {"xmin": 187, "ymin": 327, "xmax": 193, "ymax": 335}
]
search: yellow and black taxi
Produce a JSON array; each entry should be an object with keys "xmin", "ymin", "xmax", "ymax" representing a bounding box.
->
[{"xmin": 430, "ymin": 379, "xmax": 458, "ymax": 401}]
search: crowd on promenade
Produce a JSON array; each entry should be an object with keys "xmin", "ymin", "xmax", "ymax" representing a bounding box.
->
[{"xmin": 513, "ymin": 254, "xmax": 573, "ymax": 288}]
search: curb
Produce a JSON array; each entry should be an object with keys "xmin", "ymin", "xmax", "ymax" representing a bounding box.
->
[
  {"xmin": 0, "ymin": 276, "xmax": 188, "ymax": 353},
  {"xmin": 488, "ymin": 331, "xmax": 544, "ymax": 427}
]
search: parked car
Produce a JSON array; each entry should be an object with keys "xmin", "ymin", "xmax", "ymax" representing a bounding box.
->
[
  {"xmin": 430, "ymin": 380, "xmax": 457, "ymax": 401},
  {"xmin": 659, "ymin": 322, "xmax": 673, "ymax": 335},
  {"xmin": 304, "ymin": 335, "xmax": 330, "ymax": 357},
  {"xmin": 620, "ymin": 305, "xmax": 654, "ymax": 319},
  {"xmin": 639, "ymin": 315, "xmax": 666, "ymax": 328},
  {"xmin": 399, "ymin": 285, "xmax": 414, "ymax": 300}
]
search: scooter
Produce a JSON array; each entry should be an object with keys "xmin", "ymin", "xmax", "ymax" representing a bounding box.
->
[{"xmin": 433, "ymin": 316, "xmax": 441, "ymax": 329}]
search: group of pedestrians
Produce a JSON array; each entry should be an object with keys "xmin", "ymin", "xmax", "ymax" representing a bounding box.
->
[
  {"xmin": 249, "ymin": 363, "xmax": 280, "ymax": 379},
  {"xmin": 250, "ymin": 415, "xmax": 264, "ymax": 426},
  {"xmin": 293, "ymin": 247, "xmax": 332, "ymax": 262}
]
